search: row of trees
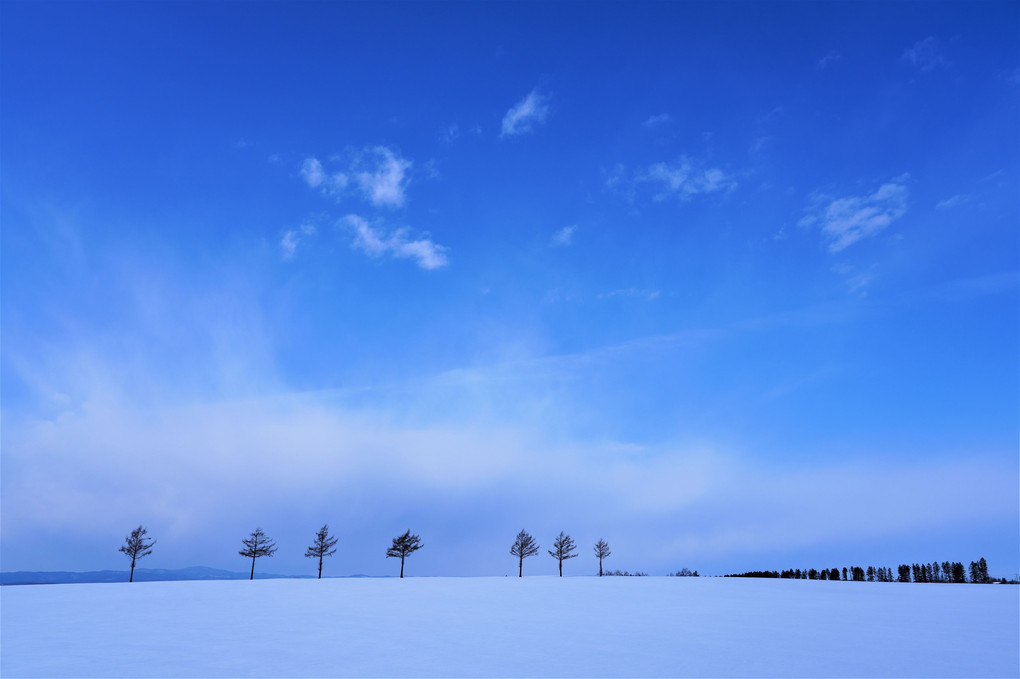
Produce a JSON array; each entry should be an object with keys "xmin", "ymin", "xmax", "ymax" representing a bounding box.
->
[
  {"xmin": 120, "ymin": 526, "xmax": 611, "ymax": 581},
  {"xmin": 509, "ymin": 530, "xmax": 613, "ymax": 577},
  {"xmin": 121, "ymin": 525, "xmax": 420, "ymax": 581},
  {"xmin": 239, "ymin": 526, "xmax": 424, "ymax": 580},
  {"xmin": 725, "ymin": 558, "xmax": 998, "ymax": 584}
]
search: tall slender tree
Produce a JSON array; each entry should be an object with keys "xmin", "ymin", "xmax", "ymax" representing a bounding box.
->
[
  {"xmin": 304, "ymin": 524, "xmax": 339, "ymax": 579},
  {"xmin": 119, "ymin": 525, "xmax": 156, "ymax": 583},
  {"xmin": 239, "ymin": 527, "xmax": 277, "ymax": 580},
  {"xmin": 548, "ymin": 531, "xmax": 578, "ymax": 577},
  {"xmin": 510, "ymin": 529, "xmax": 540, "ymax": 577},
  {"xmin": 593, "ymin": 538, "xmax": 611, "ymax": 577},
  {"xmin": 386, "ymin": 530, "xmax": 422, "ymax": 578}
]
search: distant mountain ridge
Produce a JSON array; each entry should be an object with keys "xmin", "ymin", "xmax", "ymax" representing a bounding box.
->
[{"xmin": 0, "ymin": 567, "xmax": 385, "ymax": 585}]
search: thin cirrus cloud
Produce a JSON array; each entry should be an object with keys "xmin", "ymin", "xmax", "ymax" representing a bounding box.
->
[
  {"xmin": 936, "ymin": 194, "xmax": 973, "ymax": 210},
  {"xmin": 280, "ymin": 224, "xmax": 317, "ymax": 259},
  {"xmin": 550, "ymin": 225, "xmax": 576, "ymax": 247},
  {"xmin": 815, "ymin": 50, "xmax": 841, "ymax": 71},
  {"xmin": 902, "ymin": 36, "xmax": 946, "ymax": 71},
  {"xmin": 643, "ymin": 113, "xmax": 672, "ymax": 128},
  {"xmin": 345, "ymin": 214, "xmax": 448, "ymax": 270},
  {"xmin": 799, "ymin": 175, "xmax": 910, "ymax": 253},
  {"xmin": 600, "ymin": 288, "xmax": 661, "ymax": 301},
  {"xmin": 500, "ymin": 89, "xmax": 550, "ymax": 138}
]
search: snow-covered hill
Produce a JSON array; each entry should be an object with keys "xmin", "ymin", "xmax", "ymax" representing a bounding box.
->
[{"xmin": 2, "ymin": 576, "xmax": 1017, "ymax": 677}]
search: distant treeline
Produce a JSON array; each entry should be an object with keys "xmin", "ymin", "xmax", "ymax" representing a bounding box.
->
[
  {"xmin": 604, "ymin": 569, "xmax": 648, "ymax": 576},
  {"xmin": 726, "ymin": 558, "xmax": 1015, "ymax": 584}
]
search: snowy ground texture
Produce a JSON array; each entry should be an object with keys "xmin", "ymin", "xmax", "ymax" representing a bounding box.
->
[{"xmin": 2, "ymin": 576, "xmax": 1017, "ymax": 678}]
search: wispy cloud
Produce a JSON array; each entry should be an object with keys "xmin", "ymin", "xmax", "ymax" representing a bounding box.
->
[
  {"xmin": 832, "ymin": 263, "xmax": 876, "ymax": 294},
  {"xmin": 440, "ymin": 123, "xmax": 482, "ymax": 143},
  {"xmin": 750, "ymin": 136, "xmax": 773, "ymax": 154},
  {"xmin": 280, "ymin": 224, "xmax": 316, "ymax": 259},
  {"xmin": 935, "ymin": 194, "xmax": 973, "ymax": 210},
  {"xmin": 500, "ymin": 89, "xmax": 550, "ymax": 138},
  {"xmin": 799, "ymin": 176, "xmax": 909, "ymax": 253},
  {"xmin": 551, "ymin": 225, "xmax": 576, "ymax": 247},
  {"xmin": 600, "ymin": 288, "xmax": 661, "ymax": 301},
  {"xmin": 640, "ymin": 157, "xmax": 735, "ymax": 201},
  {"xmin": 815, "ymin": 50, "xmax": 840, "ymax": 71},
  {"xmin": 643, "ymin": 113, "xmax": 672, "ymax": 128},
  {"xmin": 345, "ymin": 214, "xmax": 448, "ymax": 270},
  {"xmin": 902, "ymin": 36, "xmax": 946, "ymax": 71},
  {"xmin": 356, "ymin": 147, "xmax": 412, "ymax": 208}
]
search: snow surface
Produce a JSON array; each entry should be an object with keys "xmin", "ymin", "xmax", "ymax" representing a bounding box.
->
[{"xmin": 2, "ymin": 576, "xmax": 1017, "ymax": 677}]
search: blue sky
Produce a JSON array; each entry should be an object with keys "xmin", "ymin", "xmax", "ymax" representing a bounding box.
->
[{"xmin": 2, "ymin": 1, "xmax": 1017, "ymax": 578}]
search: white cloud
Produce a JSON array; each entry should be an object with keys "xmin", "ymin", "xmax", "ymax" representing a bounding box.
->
[
  {"xmin": 290, "ymin": 150, "xmax": 445, "ymax": 269},
  {"xmin": 750, "ymin": 136, "xmax": 773, "ymax": 154},
  {"xmin": 643, "ymin": 113, "xmax": 672, "ymax": 128},
  {"xmin": 440, "ymin": 123, "xmax": 482, "ymax": 143},
  {"xmin": 441, "ymin": 124, "xmax": 461, "ymax": 143},
  {"xmin": 280, "ymin": 224, "xmax": 317, "ymax": 259},
  {"xmin": 640, "ymin": 157, "xmax": 735, "ymax": 201},
  {"xmin": 551, "ymin": 225, "xmax": 576, "ymax": 247},
  {"xmin": 500, "ymin": 89, "xmax": 550, "ymax": 138},
  {"xmin": 832, "ymin": 263, "xmax": 876, "ymax": 294},
  {"xmin": 300, "ymin": 157, "xmax": 325, "ymax": 188},
  {"xmin": 356, "ymin": 147, "xmax": 412, "ymax": 208},
  {"xmin": 902, "ymin": 37, "xmax": 946, "ymax": 71},
  {"xmin": 603, "ymin": 164, "xmax": 626, "ymax": 190},
  {"xmin": 936, "ymin": 194, "xmax": 972, "ymax": 209},
  {"xmin": 390, "ymin": 233, "xmax": 448, "ymax": 270},
  {"xmin": 815, "ymin": 50, "xmax": 840, "ymax": 71},
  {"xmin": 331, "ymin": 173, "xmax": 349, "ymax": 191},
  {"xmin": 600, "ymin": 288, "xmax": 661, "ymax": 301},
  {"xmin": 799, "ymin": 176, "xmax": 909, "ymax": 253},
  {"xmin": 299, "ymin": 148, "xmax": 409, "ymax": 207},
  {"xmin": 345, "ymin": 214, "xmax": 448, "ymax": 270}
]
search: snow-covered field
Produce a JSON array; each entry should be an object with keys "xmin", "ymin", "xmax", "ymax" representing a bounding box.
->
[{"xmin": 2, "ymin": 576, "xmax": 1017, "ymax": 678}]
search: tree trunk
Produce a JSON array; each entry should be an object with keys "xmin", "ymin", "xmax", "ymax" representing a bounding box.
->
[
  {"xmin": 599, "ymin": 557, "xmax": 603, "ymax": 577},
  {"xmin": 559, "ymin": 559, "xmax": 562, "ymax": 577},
  {"xmin": 250, "ymin": 556, "xmax": 256, "ymax": 580},
  {"xmin": 318, "ymin": 556, "xmax": 323, "ymax": 579},
  {"xmin": 129, "ymin": 556, "xmax": 136, "ymax": 583},
  {"xmin": 400, "ymin": 555, "xmax": 405, "ymax": 578},
  {"xmin": 518, "ymin": 556, "xmax": 523, "ymax": 577}
]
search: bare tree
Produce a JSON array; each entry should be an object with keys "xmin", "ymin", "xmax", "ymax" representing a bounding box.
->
[
  {"xmin": 239, "ymin": 527, "xmax": 278, "ymax": 580},
  {"xmin": 119, "ymin": 525, "xmax": 156, "ymax": 583},
  {"xmin": 304, "ymin": 524, "xmax": 339, "ymax": 579},
  {"xmin": 386, "ymin": 530, "xmax": 423, "ymax": 578},
  {"xmin": 593, "ymin": 538, "xmax": 611, "ymax": 577},
  {"xmin": 548, "ymin": 531, "xmax": 578, "ymax": 576},
  {"xmin": 510, "ymin": 529, "xmax": 540, "ymax": 577}
]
